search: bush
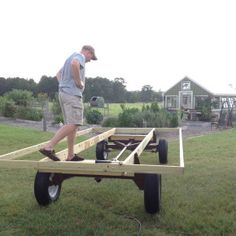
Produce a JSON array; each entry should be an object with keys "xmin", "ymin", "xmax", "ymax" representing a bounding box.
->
[
  {"xmin": 102, "ymin": 117, "xmax": 119, "ymax": 127},
  {"xmin": 86, "ymin": 110, "xmax": 103, "ymax": 124},
  {"xmin": 51, "ymin": 96, "xmax": 63, "ymax": 124},
  {"xmin": 52, "ymin": 95, "xmax": 62, "ymax": 115},
  {"xmin": 142, "ymin": 102, "xmax": 160, "ymax": 113},
  {"xmin": 0, "ymin": 96, "xmax": 7, "ymax": 115},
  {"xmin": 0, "ymin": 90, "xmax": 44, "ymax": 121},
  {"xmin": 169, "ymin": 112, "xmax": 179, "ymax": 127},
  {"xmin": 15, "ymin": 106, "xmax": 43, "ymax": 121},
  {"xmin": 2, "ymin": 100, "xmax": 17, "ymax": 117},
  {"xmin": 200, "ymin": 106, "xmax": 211, "ymax": 121},
  {"xmin": 196, "ymin": 97, "xmax": 212, "ymax": 121},
  {"xmin": 118, "ymin": 108, "xmax": 143, "ymax": 127},
  {"xmin": 54, "ymin": 114, "xmax": 64, "ymax": 124},
  {"xmin": 5, "ymin": 89, "xmax": 33, "ymax": 107},
  {"xmin": 143, "ymin": 109, "xmax": 168, "ymax": 127},
  {"xmin": 117, "ymin": 106, "xmax": 179, "ymax": 128}
]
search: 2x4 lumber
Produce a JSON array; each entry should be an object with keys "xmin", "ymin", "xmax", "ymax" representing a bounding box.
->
[
  {"xmin": 109, "ymin": 134, "xmax": 146, "ymax": 141},
  {"xmin": 0, "ymin": 141, "xmax": 48, "ymax": 160},
  {"xmin": 115, "ymin": 128, "xmax": 153, "ymax": 135},
  {"xmin": 37, "ymin": 162, "xmax": 184, "ymax": 175},
  {"xmin": 154, "ymin": 127, "xmax": 179, "ymax": 132},
  {"xmin": 0, "ymin": 128, "xmax": 93, "ymax": 160},
  {"xmin": 40, "ymin": 128, "xmax": 116, "ymax": 161},
  {"xmin": 123, "ymin": 128, "xmax": 155, "ymax": 164},
  {"xmin": 0, "ymin": 159, "xmax": 184, "ymax": 175},
  {"xmin": 91, "ymin": 127, "xmax": 115, "ymax": 134},
  {"xmin": 115, "ymin": 128, "xmax": 178, "ymax": 136}
]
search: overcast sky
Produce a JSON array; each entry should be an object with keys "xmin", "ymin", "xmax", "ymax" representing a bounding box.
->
[{"xmin": 0, "ymin": 0, "xmax": 236, "ymax": 93}]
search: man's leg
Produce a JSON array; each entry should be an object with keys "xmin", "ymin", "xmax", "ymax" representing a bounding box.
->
[
  {"xmin": 66, "ymin": 126, "xmax": 78, "ymax": 160},
  {"xmin": 43, "ymin": 124, "xmax": 77, "ymax": 151}
]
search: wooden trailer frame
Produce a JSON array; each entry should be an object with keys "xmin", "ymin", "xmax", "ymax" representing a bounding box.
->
[
  {"xmin": 0, "ymin": 127, "xmax": 184, "ymax": 175},
  {"xmin": 0, "ymin": 127, "xmax": 184, "ymax": 214}
]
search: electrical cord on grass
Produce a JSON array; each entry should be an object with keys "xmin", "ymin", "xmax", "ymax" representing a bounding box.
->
[{"xmin": 122, "ymin": 215, "xmax": 142, "ymax": 236}]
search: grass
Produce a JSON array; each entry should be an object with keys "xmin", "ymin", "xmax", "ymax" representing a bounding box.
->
[
  {"xmin": 85, "ymin": 102, "xmax": 152, "ymax": 117},
  {"xmin": 0, "ymin": 124, "xmax": 236, "ymax": 235}
]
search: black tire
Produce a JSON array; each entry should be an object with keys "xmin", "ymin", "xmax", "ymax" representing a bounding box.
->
[
  {"xmin": 144, "ymin": 174, "xmax": 161, "ymax": 214},
  {"xmin": 96, "ymin": 140, "xmax": 108, "ymax": 160},
  {"xmin": 158, "ymin": 139, "xmax": 168, "ymax": 164},
  {"xmin": 34, "ymin": 172, "xmax": 61, "ymax": 206}
]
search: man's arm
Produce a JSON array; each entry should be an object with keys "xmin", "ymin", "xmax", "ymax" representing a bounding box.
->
[{"xmin": 71, "ymin": 59, "xmax": 84, "ymax": 89}]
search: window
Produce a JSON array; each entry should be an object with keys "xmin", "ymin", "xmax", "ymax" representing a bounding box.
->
[
  {"xmin": 195, "ymin": 96, "xmax": 209, "ymax": 110},
  {"xmin": 166, "ymin": 96, "xmax": 177, "ymax": 108},
  {"xmin": 182, "ymin": 81, "xmax": 191, "ymax": 90}
]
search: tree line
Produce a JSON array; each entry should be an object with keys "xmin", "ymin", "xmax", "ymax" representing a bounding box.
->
[{"xmin": 0, "ymin": 76, "xmax": 163, "ymax": 103}]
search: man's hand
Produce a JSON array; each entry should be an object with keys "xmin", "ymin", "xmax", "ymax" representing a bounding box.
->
[{"xmin": 77, "ymin": 80, "xmax": 84, "ymax": 89}]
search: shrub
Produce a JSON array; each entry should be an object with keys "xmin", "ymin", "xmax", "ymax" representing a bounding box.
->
[
  {"xmin": 52, "ymin": 95, "xmax": 62, "ymax": 115},
  {"xmin": 117, "ymin": 106, "xmax": 179, "ymax": 128},
  {"xmin": 143, "ymin": 109, "xmax": 169, "ymax": 127},
  {"xmin": 15, "ymin": 106, "xmax": 43, "ymax": 121},
  {"xmin": 118, "ymin": 108, "xmax": 143, "ymax": 127},
  {"xmin": 102, "ymin": 117, "xmax": 119, "ymax": 127},
  {"xmin": 2, "ymin": 100, "xmax": 17, "ymax": 117},
  {"xmin": 86, "ymin": 110, "xmax": 103, "ymax": 124},
  {"xmin": 51, "ymin": 96, "xmax": 63, "ymax": 124},
  {"xmin": 0, "ymin": 96, "xmax": 7, "ymax": 115},
  {"xmin": 142, "ymin": 102, "xmax": 160, "ymax": 113},
  {"xmin": 5, "ymin": 89, "xmax": 33, "ymax": 107},
  {"xmin": 53, "ymin": 114, "xmax": 64, "ymax": 124},
  {"xmin": 196, "ymin": 97, "xmax": 212, "ymax": 121},
  {"xmin": 150, "ymin": 102, "xmax": 160, "ymax": 112},
  {"xmin": 200, "ymin": 105, "xmax": 211, "ymax": 121},
  {"xmin": 169, "ymin": 112, "xmax": 179, "ymax": 127}
]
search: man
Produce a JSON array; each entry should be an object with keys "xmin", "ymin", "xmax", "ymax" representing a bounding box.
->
[{"xmin": 39, "ymin": 45, "xmax": 97, "ymax": 161}]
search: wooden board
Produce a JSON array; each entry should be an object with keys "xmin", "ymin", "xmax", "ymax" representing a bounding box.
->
[
  {"xmin": 0, "ymin": 159, "xmax": 184, "ymax": 175},
  {"xmin": 109, "ymin": 134, "xmax": 146, "ymax": 141},
  {"xmin": 40, "ymin": 128, "xmax": 116, "ymax": 161},
  {"xmin": 123, "ymin": 128, "xmax": 155, "ymax": 164},
  {"xmin": 0, "ymin": 128, "xmax": 93, "ymax": 160}
]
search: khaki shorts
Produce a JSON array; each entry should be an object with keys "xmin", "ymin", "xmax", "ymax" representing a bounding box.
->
[{"xmin": 58, "ymin": 92, "xmax": 83, "ymax": 125}]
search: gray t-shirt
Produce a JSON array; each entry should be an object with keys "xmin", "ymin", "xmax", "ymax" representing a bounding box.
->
[{"xmin": 59, "ymin": 52, "xmax": 85, "ymax": 97}]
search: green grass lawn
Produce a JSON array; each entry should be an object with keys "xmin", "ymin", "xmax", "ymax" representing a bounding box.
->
[{"xmin": 0, "ymin": 124, "xmax": 236, "ymax": 235}]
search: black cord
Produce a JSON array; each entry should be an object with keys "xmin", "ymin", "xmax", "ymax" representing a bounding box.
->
[{"xmin": 124, "ymin": 215, "xmax": 142, "ymax": 236}]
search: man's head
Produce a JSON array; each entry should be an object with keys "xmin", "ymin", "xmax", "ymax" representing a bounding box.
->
[{"xmin": 81, "ymin": 45, "xmax": 97, "ymax": 62}]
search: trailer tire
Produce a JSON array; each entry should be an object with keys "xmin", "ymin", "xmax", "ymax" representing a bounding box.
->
[
  {"xmin": 34, "ymin": 172, "xmax": 61, "ymax": 206},
  {"xmin": 144, "ymin": 174, "xmax": 161, "ymax": 214},
  {"xmin": 158, "ymin": 139, "xmax": 168, "ymax": 164},
  {"xmin": 96, "ymin": 140, "xmax": 108, "ymax": 160}
]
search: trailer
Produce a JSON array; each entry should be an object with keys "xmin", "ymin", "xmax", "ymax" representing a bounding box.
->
[{"xmin": 0, "ymin": 127, "xmax": 184, "ymax": 214}]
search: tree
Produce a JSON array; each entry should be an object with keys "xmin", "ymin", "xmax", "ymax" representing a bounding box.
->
[
  {"xmin": 140, "ymin": 85, "xmax": 155, "ymax": 102},
  {"xmin": 84, "ymin": 77, "xmax": 113, "ymax": 102},
  {"xmin": 153, "ymin": 90, "xmax": 164, "ymax": 102},
  {"xmin": 0, "ymin": 77, "xmax": 6, "ymax": 96},
  {"xmin": 1, "ymin": 77, "xmax": 37, "ymax": 95},
  {"xmin": 36, "ymin": 76, "xmax": 58, "ymax": 99},
  {"xmin": 5, "ymin": 89, "xmax": 33, "ymax": 107},
  {"xmin": 126, "ymin": 91, "xmax": 140, "ymax": 103},
  {"xmin": 112, "ymin": 78, "xmax": 126, "ymax": 102}
]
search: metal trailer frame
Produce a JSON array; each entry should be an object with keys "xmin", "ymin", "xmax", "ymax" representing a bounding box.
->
[{"xmin": 0, "ymin": 127, "xmax": 184, "ymax": 214}]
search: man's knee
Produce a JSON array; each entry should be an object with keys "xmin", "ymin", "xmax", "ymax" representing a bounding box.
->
[{"xmin": 64, "ymin": 124, "xmax": 78, "ymax": 130}]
